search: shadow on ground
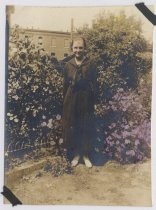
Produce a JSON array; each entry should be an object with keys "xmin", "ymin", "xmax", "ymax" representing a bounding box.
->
[{"xmin": 90, "ymin": 150, "xmax": 109, "ymax": 166}]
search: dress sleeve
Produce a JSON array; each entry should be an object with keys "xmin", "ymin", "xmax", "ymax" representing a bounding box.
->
[
  {"xmin": 63, "ymin": 64, "xmax": 69, "ymax": 100},
  {"xmin": 90, "ymin": 61, "xmax": 99, "ymax": 104}
]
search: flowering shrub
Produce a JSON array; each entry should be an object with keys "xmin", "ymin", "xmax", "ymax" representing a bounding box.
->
[
  {"xmin": 6, "ymin": 26, "xmax": 63, "ymax": 155},
  {"xmin": 96, "ymin": 86, "xmax": 151, "ymax": 164}
]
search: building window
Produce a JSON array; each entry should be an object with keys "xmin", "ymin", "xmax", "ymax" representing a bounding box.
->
[
  {"xmin": 51, "ymin": 38, "xmax": 56, "ymax": 47},
  {"xmin": 64, "ymin": 53, "xmax": 68, "ymax": 58},
  {"xmin": 51, "ymin": 52, "xmax": 56, "ymax": 56},
  {"xmin": 64, "ymin": 39, "xmax": 69, "ymax": 48},
  {"xmin": 38, "ymin": 36, "xmax": 43, "ymax": 45}
]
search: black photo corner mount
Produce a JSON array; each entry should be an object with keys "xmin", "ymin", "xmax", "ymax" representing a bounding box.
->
[
  {"xmin": 135, "ymin": 2, "xmax": 156, "ymax": 25},
  {"xmin": 1, "ymin": 186, "xmax": 22, "ymax": 206}
]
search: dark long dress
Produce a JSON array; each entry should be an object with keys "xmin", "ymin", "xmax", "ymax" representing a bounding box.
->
[{"xmin": 62, "ymin": 56, "xmax": 97, "ymax": 157}]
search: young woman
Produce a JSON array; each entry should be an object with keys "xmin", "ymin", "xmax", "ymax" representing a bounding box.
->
[{"xmin": 62, "ymin": 37, "xmax": 97, "ymax": 168}]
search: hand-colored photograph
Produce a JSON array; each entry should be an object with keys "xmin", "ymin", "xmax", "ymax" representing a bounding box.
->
[{"xmin": 4, "ymin": 5, "xmax": 153, "ymax": 206}]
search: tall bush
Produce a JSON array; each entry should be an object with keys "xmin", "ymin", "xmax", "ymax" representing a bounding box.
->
[
  {"xmin": 6, "ymin": 26, "xmax": 63, "ymax": 154},
  {"xmin": 78, "ymin": 11, "xmax": 152, "ymax": 98}
]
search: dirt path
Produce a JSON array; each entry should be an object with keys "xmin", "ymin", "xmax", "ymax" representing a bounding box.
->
[{"xmin": 5, "ymin": 158, "xmax": 151, "ymax": 206}]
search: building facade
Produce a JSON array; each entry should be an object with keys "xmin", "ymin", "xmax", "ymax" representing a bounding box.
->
[{"xmin": 24, "ymin": 28, "xmax": 78, "ymax": 60}]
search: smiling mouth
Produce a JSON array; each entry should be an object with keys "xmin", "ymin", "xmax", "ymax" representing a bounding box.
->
[
  {"xmin": 75, "ymin": 54, "xmax": 83, "ymax": 58},
  {"xmin": 75, "ymin": 52, "xmax": 83, "ymax": 55}
]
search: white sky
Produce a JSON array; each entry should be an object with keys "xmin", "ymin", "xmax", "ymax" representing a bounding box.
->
[{"xmin": 10, "ymin": 5, "xmax": 154, "ymax": 41}]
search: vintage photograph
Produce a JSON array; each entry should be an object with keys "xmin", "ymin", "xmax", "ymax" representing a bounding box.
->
[{"xmin": 4, "ymin": 5, "xmax": 153, "ymax": 205}]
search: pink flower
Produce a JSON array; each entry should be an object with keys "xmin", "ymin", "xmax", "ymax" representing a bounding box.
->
[
  {"xmin": 135, "ymin": 139, "xmax": 140, "ymax": 146},
  {"xmin": 125, "ymin": 139, "xmax": 130, "ymax": 144},
  {"xmin": 126, "ymin": 150, "xmax": 135, "ymax": 156}
]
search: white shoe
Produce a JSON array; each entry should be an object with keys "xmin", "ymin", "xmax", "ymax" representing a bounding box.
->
[
  {"xmin": 83, "ymin": 156, "xmax": 92, "ymax": 168},
  {"xmin": 71, "ymin": 155, "xmax": 80, "ymax": 167}
]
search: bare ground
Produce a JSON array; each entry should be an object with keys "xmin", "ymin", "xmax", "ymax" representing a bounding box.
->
[{"xmin": 5, "ymin": 157, "xmax": 151, "ymax": 206}]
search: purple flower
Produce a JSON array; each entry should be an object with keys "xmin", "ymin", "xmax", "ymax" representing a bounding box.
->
[
  {"xmin": 135, "ymin": 139, "xmax": 140, "ymax": 146},
  {"xmin": 125, "ymin": 139, "xmax": 131, "ymax": 144},
  {"xmin": 126, "ymin": 150, "xmax": 135, "ymax": 156},
  {"xmin": 122, "ymin": 131, "xmax": 130, "ymax": 138}
]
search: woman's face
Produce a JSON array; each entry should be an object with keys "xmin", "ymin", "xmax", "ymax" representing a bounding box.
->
[{"xmin": 72, "ymin": 39, "xmax": 85, "ymax": 60}]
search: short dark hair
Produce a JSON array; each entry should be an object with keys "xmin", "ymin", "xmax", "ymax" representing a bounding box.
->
[{"xmin": 70, "ymin": 37, "xmax": 86, "ymax": 50}]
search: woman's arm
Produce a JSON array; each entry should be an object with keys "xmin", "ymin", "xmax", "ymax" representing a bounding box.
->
[
  {"xmin": 90, "ymin": 61, "xmax": 99, "ymax": 104},
  {"xmin": 63, "ymin": 64, "xmax": 69, "ymax": 100}
]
